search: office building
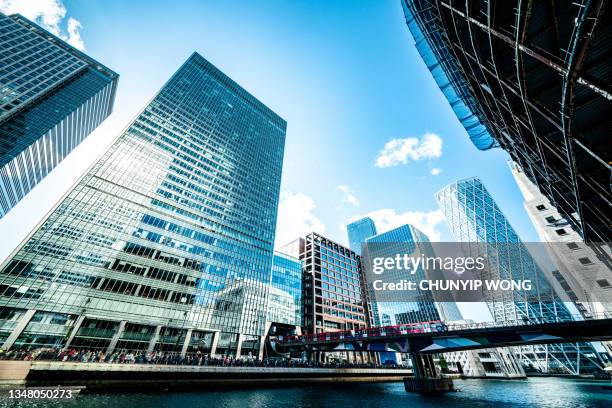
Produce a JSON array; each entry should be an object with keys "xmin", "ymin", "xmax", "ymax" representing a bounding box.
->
[
  {"xmin": 436, "ymin": 177, "xmax": 567, "ymax": 322},
  {"xmin": 267, "ymin": 252, "xmax": 302, "ymax": 327},
  {"xmin": 436, "ymin": 177, "xmax": 605, "ymax": 374},
  {"xmin": 364, "ymin": 224, "xmax": 441, "ymax": 326},
  {"xmin": 511, "ymin": 162, "xmax": 612, "ymax": 356},
  {"xmin": 347, "ymin": 217, "xmax": 377, "ymax": 255},
  {"xmin": 437, "ymin": 301, "xmax": 462, "ymax": 323},
  {"xmin": 0, "ymin": 12, "xmax": 118, "ymax": 217},
  {"xmin": 0, "ymin": 53, "xmax": 286, "ymax": 359},
  {"xmin": 509, "ymin": 162, "xmax": 612, "ymax": 317},
  {"xmin": 281, "ymin": 233, "xmax": 369, "ymax": 363},
  {"xmin": 510, "ymin": 162, "xmax": 612, "ymax": 317},
  {"xmin": 402, "ymin": 0, "xmax": 611, "ymax": 243},
  {"xmin": 284, "ymin": 233, "xmax": 368, "ymax": 335}
]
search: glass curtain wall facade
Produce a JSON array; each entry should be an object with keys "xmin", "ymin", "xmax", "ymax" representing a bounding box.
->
[
  {"xmin": 347, "ymin": 217, "xmax": 377, "ymax": 255},
  {"xmin": 436, "ymin": 177, "xmax": 604, "ymax": 374},
  {"xmin": 402, "ymin": 0, "xmax": 611, "ymax": 243},
  {"xmin": 0, "ymin": 52, "xmax": 286, "ymax": 359},
  {"xmin": 364, "ymin": 225, "xmax": 441, "ymax": 326},
  {"xmin": 0, "ymin": 12, "xmax": 118, "ymax": 217},
  {"xmin": 267, "ymin": 252, "xmax": 302, "ymax": 327},
  {"xmin": 436, "ymin": 177, "xmax": 568, "ymax": 323}
]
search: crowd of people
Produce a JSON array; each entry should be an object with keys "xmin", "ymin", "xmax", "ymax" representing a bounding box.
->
[{"xmin": 0, "ymin": 348, "xmax": 405, "ymax": 369}]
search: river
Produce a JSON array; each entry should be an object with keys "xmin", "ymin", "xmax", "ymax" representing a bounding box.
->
[{"xmin": 3, "ymin": 377, "xmax": 611, "ymax": 407}]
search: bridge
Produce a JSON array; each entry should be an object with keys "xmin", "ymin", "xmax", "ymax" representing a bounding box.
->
[
  {"xmin": 275, "ymin": 316, "xmax": 612, "ymax": 355},
  {"xmin": 273, "ymin": 315, "xmax": 612, "ymax": 393}
]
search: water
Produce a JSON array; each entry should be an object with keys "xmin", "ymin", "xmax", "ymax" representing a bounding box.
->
[{"xmin": 3, "ymin": 378, "xmax": 611, "ymax": 408}]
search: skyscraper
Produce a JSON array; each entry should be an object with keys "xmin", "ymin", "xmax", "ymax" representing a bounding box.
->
[
  {"xmin": 436, "ymin": 177, "xmax": 569, "ymax": 322},
  {"xmin": 436, "ymin": 177, "xmax": 604, "ymax": 374},
  {"xmin": 402, "ymin": 0, "xmax": 611, "ymax": 243},
  {"xmin": 0, "ymin": 53, "xmax": 286, "ymax": 359},
  {"xmin": 267, "ymin": 252, "xmax": 302, "ymax": 327},
  {"xmin": 510, "ymin": 162, "xmax": 612, "ymax": 318},
  {"xmin": 347, "ymin": 217, "xmax": 377, "ymax": 255},
  {"xmin": 0, "ymin": 12, "xmax": 118, "ymax": 217},
  {"xmin": 363, "ymin": 224, "xmax": 441, "ymax": 326}
]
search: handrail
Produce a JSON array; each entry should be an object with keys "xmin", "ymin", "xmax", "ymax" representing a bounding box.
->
[{"xmin": 278, "ymin": 313, "xmax": 612, "ymax": 345}]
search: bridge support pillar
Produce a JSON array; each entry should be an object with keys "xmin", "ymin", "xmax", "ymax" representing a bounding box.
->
[{"xmin": 404, "ymin": 353, "xmax": 454, "ymax": 394}]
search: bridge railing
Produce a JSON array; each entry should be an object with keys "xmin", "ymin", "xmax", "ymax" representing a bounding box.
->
[
  {"xmin": 277, "ymin": 312, "xmax": 612, "ymax": 345},
  {"xmin": 445, "ymin": 312, "xmax": 612, "ymax": 332}
]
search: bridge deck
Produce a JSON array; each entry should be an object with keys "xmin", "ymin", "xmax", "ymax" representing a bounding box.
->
[{"xmin": 277, "ymin": 318, "xmax": 612, "ymax": 354}]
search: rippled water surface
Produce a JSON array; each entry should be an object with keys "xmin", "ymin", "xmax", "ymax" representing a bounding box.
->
[{"xmin": 3, "ymin": 377, "xmax": 612, "ymax": 408}]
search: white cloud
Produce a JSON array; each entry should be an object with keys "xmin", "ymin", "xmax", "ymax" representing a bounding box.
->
[
  {"xmin": 375, "ymin": 133, "xmax": 443, "ymax": 168},
  {"xmin": 430, "ymin": 168, "xmax": 442, "ymax": 176},
  {"xmin": 350, "ymin": 208, "xmax": 446, "ymax": 242},
  {"xmin": 275, "ymin": 191, "xmax": 326, "ymax": 248},
  {"xmin": 0, "ymin": 0, "xmax": 85, "ymax": 50},
  {"xmin": 337, "ymin": 184, "xmax": 359, "ymax": 207},
  {"xmin": 66, "ymin": 17, "xmax": 84, "ymax": 50}
]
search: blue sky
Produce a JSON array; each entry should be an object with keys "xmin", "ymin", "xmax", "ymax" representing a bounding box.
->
[{"xmin": 0, "ymin": 0, "xmax": 541, "ymax": 320}]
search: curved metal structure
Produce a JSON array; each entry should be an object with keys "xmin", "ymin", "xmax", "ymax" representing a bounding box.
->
[{"xmin": 403, "ymin": 0, "xmax": 611, "ymax": 242}]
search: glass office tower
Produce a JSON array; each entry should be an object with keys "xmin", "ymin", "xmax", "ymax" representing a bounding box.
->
[
  {"xmin": 0, "ymin": 12, "xmax": 118, "ymax": 217},
  {"xmin": 436, "ymin": 177, "xmax": 604, "ymax": 374},
  {"xmin": 347, "ymin": 217, "xmax": 377, "ymax": 255},
  {"xmin": 0, "ymin": 53, "xmax": 286, "ymax": 359},
  {"xmin": 435, "ymin": 177, "xmax": 568, "ymax": 323},
  {"xmin": 364, "ymin": 225, "xmax": 441, "ymax": 326},
  {"xmin": 267, "ymin": 252, "xmax": 302, "ymax": 327}
]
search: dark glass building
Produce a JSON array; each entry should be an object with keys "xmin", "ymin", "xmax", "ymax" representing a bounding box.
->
[
  {"xmin": 0, "ymin": 12, "xmax": 118, "ymax": 217},
  {"xmin": 402, "ymin": 0, "xmax": 611, "ymax": 243},
  {"xmin": 0, "ymin": 53, "xmax": 286, "ymax": 360}
]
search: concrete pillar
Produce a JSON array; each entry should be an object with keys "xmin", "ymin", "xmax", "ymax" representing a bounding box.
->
[
  {"xmin": 257, "ymin": 335, "xmax": 266, "ymax": 361},
  {"xmin": 257, "ymin": 321, "xmax": 272, "ymax": 361},
  {"xmin": 424, "ymin": 355, "xmax": 437, "ymax": 377},
  {"xmin": 180, "ymin": 328, "xmax": 193, "ymax": 357},
  {"xmin": 210, "ymin": 331, "xmax": 220, "ymax": 357},
  {"xmin": 147, "ymin": 325, "xmax": 162, "ymax": 353},
  {"xmin": 106, "ymin": 320, "xmax": 126, "ymax": 354},
  {"xmin": 63, "ymin": 315, "xmax": 86, "ymax": 350},
  {"xmin": 410, "ymin": 353, "xmax": 426, "ymax": 379},
  {"xmin": 2, "ymin": 309, "xmax": 36, "ymax": 350},
  {"xmin": 235, "ymin": 333, "xmax": 244, "ymax": 358}
]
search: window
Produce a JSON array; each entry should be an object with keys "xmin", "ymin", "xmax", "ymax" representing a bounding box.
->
[
  {"xmin": 545, "ymin": 216, "xmax": 556, "ymax": 223},
  {"xmin": 567, "ymin": 243, "xmax": 580, "ymax": 250},
  {"xmin": 555, "ymin": 228, "xmax": 568, "ymax": 236},
  {"xmin": 578, "ymin": 257, "xmax": 593, "ymax": 265},
  {"xmin": 536, "ymin": 204, "xmax": 546, "ymax": 211},
  {"xmin": 596, "ymin": 279, "xmax": 610, "ymax": 288}
]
